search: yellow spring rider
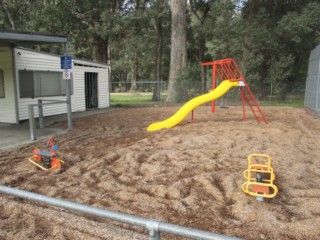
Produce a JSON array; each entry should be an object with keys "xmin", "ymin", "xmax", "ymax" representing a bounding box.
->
[{"xmin": 242, "ymin": 154, "xmax": 278, "ymax": 201}]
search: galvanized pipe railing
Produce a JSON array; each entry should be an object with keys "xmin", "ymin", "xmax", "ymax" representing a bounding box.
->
[
  {"xmin": 28, "ymin": 98, "xmax": 72, "ymax": 140},
  {"xmin": 0, "ymin": 185, "xmax": 240, "ymax": 240}
]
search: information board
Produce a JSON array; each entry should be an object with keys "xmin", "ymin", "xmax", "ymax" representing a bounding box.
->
[{"xmin": 60, "ymin": 55, "xmax": 72, "ymax": 69}]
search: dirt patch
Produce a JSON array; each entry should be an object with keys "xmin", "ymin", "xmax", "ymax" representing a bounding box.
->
[{"xmin": 1, "ymin": 106, "xmax": 320, "ymax": 240}]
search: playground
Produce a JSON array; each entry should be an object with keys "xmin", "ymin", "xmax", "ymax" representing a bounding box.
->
[{"xmin": 1, "ymin": 105, "xmax": 320, "ymax": 240}]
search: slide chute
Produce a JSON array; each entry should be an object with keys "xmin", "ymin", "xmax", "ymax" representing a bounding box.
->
[{"xmin": 147, "ymin": 80, "xmax": 239, "ymax": 132}]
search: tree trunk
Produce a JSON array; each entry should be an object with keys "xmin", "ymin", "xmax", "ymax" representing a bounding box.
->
[
  {"xmin": 152, "ymin": 0, "xmax": 164, "ymax": 102},
  {"xmin": 131, "ymin": 54, "xmax": 139, "ymax": 92},
  {"xmin": 166, "ymin": 0, "xmax": 187, "ymax": 102},
  {"xmin": 92, "ymin": 36, "xmax": 109, "ymax": 63}
]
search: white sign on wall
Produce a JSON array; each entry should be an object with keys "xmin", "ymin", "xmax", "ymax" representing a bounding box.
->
[{"xmin": 63, "ymin": 69, "xmax": 72, "ymax": 80}]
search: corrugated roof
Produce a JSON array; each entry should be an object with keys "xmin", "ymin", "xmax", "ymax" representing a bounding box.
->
[{"xmin": 0, "ymin": 30, "xmax": 67, "ymax": 46}]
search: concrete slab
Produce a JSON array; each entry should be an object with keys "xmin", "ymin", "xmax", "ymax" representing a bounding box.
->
[
  {"xmin": 0, "ymin": 121, "xmax": 65, "ymax": 150},
  {"xmin": 0, "ymin": 108, "xmax": 118, "ymax": 150}
]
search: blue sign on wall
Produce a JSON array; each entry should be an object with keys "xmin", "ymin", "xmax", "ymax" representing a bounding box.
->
[{"xmin": 61, "ymin": 55, "xmax": 72, "ymax": 69}]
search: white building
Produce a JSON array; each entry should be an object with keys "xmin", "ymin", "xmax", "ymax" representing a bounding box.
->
[{"xmin": 0, "ymin": 31, "xmax": 110, "ymax": 124}]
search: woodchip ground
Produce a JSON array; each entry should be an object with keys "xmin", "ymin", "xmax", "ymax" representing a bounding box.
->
[{"xmin": 1, "ymin": 106, "xmax": 320, "ymax": 240}]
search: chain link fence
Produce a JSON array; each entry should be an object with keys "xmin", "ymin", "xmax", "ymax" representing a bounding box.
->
[
  {"xmin": 111, "ymin": 79, "xmax": 305, "ymax": 106},
  {"xmin": 305, "ymin": 45, "xmax": 320, "ymax": 114},
  {"xmin": 111, "ymin": 80, "xmax": 167, "ymax": 93}
]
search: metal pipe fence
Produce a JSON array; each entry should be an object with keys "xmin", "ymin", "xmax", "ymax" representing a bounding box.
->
[
  {"xmin": 28, "ymin": 99, "xmax": 72, "ymax": 140},
  {"xmin": 0, "ymin": 185, "xmax": 240, "ymax": 240}
]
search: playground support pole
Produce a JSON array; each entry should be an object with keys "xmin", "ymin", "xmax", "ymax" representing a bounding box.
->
[
  {"xmin": 240, "ymin": 88, "xmax": 246, "ymax": 122},
  {"xmin": 192, "ymin": 110, "xmax": 194, "ymax": 123},
  {"xmin": 211, "ymin": 64, "xmax": 217, "ymax": 113}
]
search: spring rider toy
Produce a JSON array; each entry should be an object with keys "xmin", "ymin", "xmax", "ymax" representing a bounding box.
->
[
  {"xmin": 28, "ymin": 136, "xmax": 64, "ymax": 172},
  {"xmin": 242, "ymin": 154, "xmax": 278, "ymax": 201}
]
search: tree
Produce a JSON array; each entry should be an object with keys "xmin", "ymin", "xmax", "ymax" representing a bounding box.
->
[
  {"xmin": 189, "ymin": 0, "xmax": 215, "ymax": 93},
  {"xmin": 275, "ymin": 2, "xmax": 320, "ymax": 99},
  {"xmin": 0, "ymin": 0, "xmax": 29, "ymax": 30},
  {"xmin": 166, "ymin": 0, "xmax": 187, "ymax": 102},
  {"xmin": 239, "ymin": 0, "xmax": 320, "ymax": 100},
  {"xmin": 189, "ymin": 0, "xmax": 214, "ymax": 63},
  {"xmin": 127, "ymin": 0, "xmax": 149, "ymax": 91},
  {"xmin": 151, "ymin": 0, "xmax": 166, "ymax": 101},
  {"xmin": 112, "ymin": 0, "xmax": 154, "ymax": 92},
  {"xmin": 37, "ymin": 0, "xmax": 127, "ymax": 62},
  {"xmin": 3, "ymin": 0, "xmax": 319, "ymax": 102}
]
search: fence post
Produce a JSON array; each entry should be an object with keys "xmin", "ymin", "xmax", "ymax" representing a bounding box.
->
[
  {"xmin": 38, "ymin": 99, "xmax": 44, "ymax": 129},
  {"xmin": 28, "ymin": 104, "xmax": 37, "ymax": 140},
  {"xmin": 66, "ymin": 78, "xmax": 73, "ymax": 131},
  {"xmin": 270, "ymin": 82, "xmax": 273, "ymax": 105},
  {"xmin": 147, "ymin": 220, "xmax": 161, "ymax": 240},
  {"xmin": 160, "ymin": 79, "xmax": 163, "ymax": 103}
]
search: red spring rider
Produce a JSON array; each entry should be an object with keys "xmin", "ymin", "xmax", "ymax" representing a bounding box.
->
[{"xmin": 28, "ymin": 136, "xmax": 64, "ymax": 172}]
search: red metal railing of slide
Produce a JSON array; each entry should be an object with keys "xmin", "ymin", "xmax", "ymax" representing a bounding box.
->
[{"xmin": 201, "ymin": 58, "xmax": 268, "ymax": 124}]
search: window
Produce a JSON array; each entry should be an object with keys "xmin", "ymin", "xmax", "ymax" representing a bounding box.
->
[
  {"xmin": 19, "ymin": 70, "xmax": 33, "ymax": 98},
  {"xmin": 19, "ymin": 70, "xmax": 72, "ymax": 98},
  {"xmin": 0, "ymin": 70, "xmax": 4, "ymax": 98}
]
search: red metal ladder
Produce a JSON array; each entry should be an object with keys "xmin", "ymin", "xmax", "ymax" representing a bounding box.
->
[
  {"xmin": 239, "ymin": 80, "xmax": 268, "ymax": 124},
  {"xmin": 202, "ymin": 58, "xmax": 268, "ymax": 124}
]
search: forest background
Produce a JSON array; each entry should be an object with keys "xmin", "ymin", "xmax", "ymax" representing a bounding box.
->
[{"xmin": 1, "ymin": 0, "xmax": 320, "ymax": 103}]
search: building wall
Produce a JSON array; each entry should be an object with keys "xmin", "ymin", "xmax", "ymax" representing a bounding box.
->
[
  {"xmin": 14, "ymin": 48, "xmax": 110, "ymax": 121},
  {"xmin": 73, "ymin": 59, "xmax": 110, "ymax": 109},
  {"xmin": 0, "ymin": 47, "xmax": 16, "ymax": 123}
]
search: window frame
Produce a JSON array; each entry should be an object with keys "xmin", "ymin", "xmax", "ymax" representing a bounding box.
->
[{"xmin": 19, "ymin": 70, "xmax": 73, "ymax": 98}]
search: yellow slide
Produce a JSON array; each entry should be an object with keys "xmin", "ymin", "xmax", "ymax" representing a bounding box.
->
[{"xmin": 147, "ymin": 80, "xmax": 239, "ymax": 132}]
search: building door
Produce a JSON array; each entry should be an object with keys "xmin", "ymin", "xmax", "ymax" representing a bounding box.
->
[{"xmin": 85, "ymin": 72, "xmax": 98, "ymax": 109}]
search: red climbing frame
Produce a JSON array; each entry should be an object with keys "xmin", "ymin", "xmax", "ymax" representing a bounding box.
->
[{"xmin": 201, "ymin": 58, "xmax": 268, "ymax": 124}]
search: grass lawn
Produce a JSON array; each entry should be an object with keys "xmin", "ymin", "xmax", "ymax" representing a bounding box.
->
[
  {"xmin": 110, "ymin": 93, "xmax": 167, "ymax": 107},
  {"xmin": 110, "ymin": 92, "xmax": 304, "ymax": 108},
  {"xmin": 259, "ymin": 100, "xmax": 304, "ymax": 107},
  {"xmin": 259, "ymin": 94, "xmax": 304, "ymax": 107}
]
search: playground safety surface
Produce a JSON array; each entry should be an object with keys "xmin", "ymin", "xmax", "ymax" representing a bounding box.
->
[{"xmin": 1, "ymin": 106, "xmax": 320, "ymax": 240}]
